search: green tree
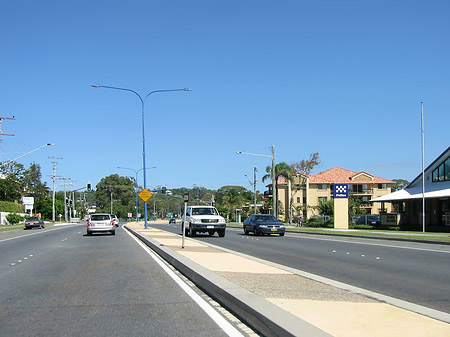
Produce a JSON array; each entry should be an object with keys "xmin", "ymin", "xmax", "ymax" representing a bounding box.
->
[
  {"xmin": 392, "ymin": 179, "xmax": 409, "ymax": 192},
  {"xmin": 0, "ymin": 161, "xmax": 25, "ymax": 202},
  {"xmin": 318, "ymin": 198, "xmax": 334, "ymax": 216},
  {"xmin": 23, "ymin": 163, "xmax": 49, "ymax": 214},
  {"xmin": 291, "ymin": 152, "xmax": 321, "ymax": 174},
  {"xmin": 95, "ymin": 174, "xmax": 135, "ymax": 218},
  {"xmin": 215, "ymin": 186, "xmax": 247, "ymax": 221},
  {"xmin": 262, "ymin": 162, "xmax": 294, "ymax": 218}
]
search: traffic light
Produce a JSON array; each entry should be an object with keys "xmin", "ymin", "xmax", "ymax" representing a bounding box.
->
[{"xmin": 87, "ymin": 183, "xmax": 92, "ymax": 191}]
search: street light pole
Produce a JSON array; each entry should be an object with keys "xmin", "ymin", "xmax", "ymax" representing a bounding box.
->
[
  {"xmin": 117, "ymin": 166, "xmax": 156, "ymax": 222},
  {"xmin": 4, "ymin": 143, "xmax": 54, "ymax": 165},
  {"xmin": 236, "ymin": 145, "xmax": 276, "ymax": 216},
  {"xmin": 92, "ymin": 85, "xmax": 191, "ymax": 229}
]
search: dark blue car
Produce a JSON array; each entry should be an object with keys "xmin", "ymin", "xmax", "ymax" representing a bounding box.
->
[{"xmin": 243, "ymin": 214, "xmax": 285, "ymax": 236}]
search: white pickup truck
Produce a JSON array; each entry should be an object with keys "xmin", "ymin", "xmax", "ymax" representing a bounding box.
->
[{"xmin": 182, "ymin": 206, "xmax": 226, "ymax": 237}]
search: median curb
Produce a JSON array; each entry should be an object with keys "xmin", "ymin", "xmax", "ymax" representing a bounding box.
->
[{"xmin": 125, "ymin": 225, "xmax": 332, "ymax": 337}]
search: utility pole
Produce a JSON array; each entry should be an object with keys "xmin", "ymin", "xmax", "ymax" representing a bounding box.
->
[
  {"xmin": 0, "ymin": 116, "xmax": 15, "ymax": 154},
  {"xmin": 254, "ymin": 166, "xmax": 258, "ymax": 215},
  {"xmin": 48, "ymin": 157, "xmax": 62, "ymax": 222},
  {"xmin": 58, "ymin": 177, "xmax": 72, "ymax": 222}
]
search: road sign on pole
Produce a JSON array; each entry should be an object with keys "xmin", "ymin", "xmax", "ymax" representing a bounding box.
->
[{"xmin": 139, "ymin": 189, "xmax": 152, "ymax": 202}]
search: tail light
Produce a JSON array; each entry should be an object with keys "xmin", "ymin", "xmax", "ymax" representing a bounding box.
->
[
  {"xmin": 87, "ymin": 220, "xmax": 91, "ymax": 227},
  {"xmin": 111, "ymin": 221, "xmax": 114, "ymax": 226}
]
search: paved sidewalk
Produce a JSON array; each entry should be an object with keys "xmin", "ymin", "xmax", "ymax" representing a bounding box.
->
[{"xmin": 126, "ymin": 222, "xmax": 450, "ymax": 337}]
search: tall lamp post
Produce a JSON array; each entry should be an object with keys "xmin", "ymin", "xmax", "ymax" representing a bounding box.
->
[
  {"xmin": 117, "ymin": 166, "xmax": 156, "ymax": 222},
  {"xmin": 92, "ymin": 85, "xmax": 191, "ymax": 228},
  {"xmin": 237, "ymin": 145, "xmax": 276, "ymax": 216},
  {"xmin": 4, "ymin": 143, "xmax": 54, "ymax": 165}
]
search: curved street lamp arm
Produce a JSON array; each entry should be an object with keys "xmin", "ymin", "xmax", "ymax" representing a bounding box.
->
[
  {"xmin": 91, "ymin": 85, "xmax": 143, "ymax": 104},
  {"xmin": 144, "ymin": 88, "xmax": 191, "ymax": 101}
]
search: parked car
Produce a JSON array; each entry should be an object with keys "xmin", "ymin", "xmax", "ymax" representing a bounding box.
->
[
  {"xmin": 169, "ymin": 218, "xmax": 176, "ymax": 224},
  {"xmin": 182, "ymin": 206, "xmax": 226, "ymax": 237},
  {"xmin": 355, "ymin": 215, "xmax": 381, "ymax": 226},
  {"xmin": 87, "ymin": 213, "xmax": 115, "ymax": 235},
  {"xmin": 24, "ymin": 216, "xmax": 45, "ymax": 230},
  {"xmin": 243, "ymin": 214, "xmax": 285, "ymax": 236},
  {"xmin": 111, "ymin": 214, "xmax": 119, "ymax": 227}
]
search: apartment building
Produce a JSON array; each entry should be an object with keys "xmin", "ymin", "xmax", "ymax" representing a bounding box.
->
[{"xmin": 277, "ymin": 167, "xmax": 394, "ymax": 221}]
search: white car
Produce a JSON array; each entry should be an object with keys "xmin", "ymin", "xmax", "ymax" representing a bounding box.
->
[
  {"xmin": 87, "ymin": 213, "xmax": 115, "ymax": 235},
  {"xmin": 111, "ymin": 214, "xmax": 119, "ymax": 227},
  {"xmin": 182, "ymin": 206, "xmax": 226, "ymax": 237}
]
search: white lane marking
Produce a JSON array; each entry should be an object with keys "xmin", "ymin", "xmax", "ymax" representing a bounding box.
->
[
  {"xmin": 124, "ymin": 228, "xmax": 244, "ymax": 337},
  {"xmin": 289, "ymin": 232, "xmax": 450, "ymax": 254},
  {"xmin": 61, "ymin": 238, "xmax": 68, "ymax": 242},
  {"xmin": 0, "ymin": 225, "xmax": 83, "ymax": 243}
]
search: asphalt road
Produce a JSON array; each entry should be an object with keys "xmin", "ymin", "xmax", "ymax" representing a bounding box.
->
[
  {"xmin": 0, "ymin": 224, "xmax": 249, "ymax": 337},
  {"xmin": 159, "ymin": 221, "xmax": 450, "ymax": 314}
]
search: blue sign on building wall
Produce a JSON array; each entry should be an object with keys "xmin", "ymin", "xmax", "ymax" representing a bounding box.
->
[{"xmin": 334, "ymin": 184, "xmax": 349, "ymax": 198}]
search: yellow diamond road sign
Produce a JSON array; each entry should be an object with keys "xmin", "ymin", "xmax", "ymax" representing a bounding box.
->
[{"xmin": 139, "ymin": 189, "xmax": 152, "ymax": 202}]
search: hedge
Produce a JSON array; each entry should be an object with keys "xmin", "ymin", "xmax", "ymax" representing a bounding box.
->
[{"xmin": 0, "ymin": 200, "xmax": 23, "ymax": 213}]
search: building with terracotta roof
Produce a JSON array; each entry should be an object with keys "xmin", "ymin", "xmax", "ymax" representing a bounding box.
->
[{"xmin": 276, "ymin": 167, "xmax": 394, "ymax": 222}]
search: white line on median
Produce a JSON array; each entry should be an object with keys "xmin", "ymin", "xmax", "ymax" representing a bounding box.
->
[{"xmin": 123, "ymin": 227, "xmax": 244, "ymax": 337}]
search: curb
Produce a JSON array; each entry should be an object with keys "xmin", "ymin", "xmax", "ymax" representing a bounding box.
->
[{"xmin": 125, "ymin": 225, "xmax": 332, "ymax": 337}]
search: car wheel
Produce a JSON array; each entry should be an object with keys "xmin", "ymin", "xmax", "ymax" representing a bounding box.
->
[
  {"xmin": 189, "ymin": 224, "xmax": 196, "ymax": 237},
  {"xmin": 111, "ymin": 231, "xmax": 116, "ymax": 235},
  {"xmin": 279, "ymin": 233, "xmax": 285, "ymax": 237},
  {"xmin": 208, "ymin": 231, "xmax": 214, "ymax": 236},
  {"xmin": 255, "ymin": 228, "xmax": 260, "ymax": 236},
  {"xmin": 244, "ymin": 226, "xmax": 249, "ymax": 235},
  {"xmin": 218, "ymin": 229, "xmax": 225, "ymax": 237},
  {"xmin": 87, "ymin": 231, "xmax": 92, "ymax": 236}
]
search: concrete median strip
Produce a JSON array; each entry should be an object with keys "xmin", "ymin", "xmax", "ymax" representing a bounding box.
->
[{"xmin": 125, "ymin": 223, "xmax": 450, "ymax": 337}]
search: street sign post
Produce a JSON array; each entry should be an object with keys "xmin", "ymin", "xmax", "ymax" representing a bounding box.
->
[{"xmin": 182, "ymin": 193, "xmax": 189, "ymax": 248}]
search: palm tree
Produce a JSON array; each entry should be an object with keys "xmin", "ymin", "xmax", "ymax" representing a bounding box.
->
[{"xmin": 262, "ymin": 162, "xmax": 294, "ymax": 218}]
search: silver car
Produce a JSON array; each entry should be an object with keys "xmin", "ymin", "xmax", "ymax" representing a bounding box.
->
[{"xmin": 87, "ymin": 213, "xmax": 115, "ymax": 235}]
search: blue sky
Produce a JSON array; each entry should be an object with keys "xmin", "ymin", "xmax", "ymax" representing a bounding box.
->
[{"xmin": 1, "ymin": 0, "xmax": 449, "ymax": 192}]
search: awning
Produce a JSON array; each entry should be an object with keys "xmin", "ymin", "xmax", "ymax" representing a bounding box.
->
[{"xmin": 371, "ymin": 185, "xmax": 450, "ymax": 202}]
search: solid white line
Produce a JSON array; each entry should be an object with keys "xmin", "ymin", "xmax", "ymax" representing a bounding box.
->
[
  {"xmin": 287, "ymin": 231, "xmax": 450, "ymax": 254},
  {"xmin": 124, "ymin": 228, "xmax": 244, "ymax": 337}
]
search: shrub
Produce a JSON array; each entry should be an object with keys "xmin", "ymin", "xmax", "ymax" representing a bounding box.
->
[{"xmin": 6, "ymin": 213, "xmax": 25, "ymax": 225}]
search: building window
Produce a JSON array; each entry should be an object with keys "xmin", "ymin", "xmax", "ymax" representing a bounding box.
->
[
  {"xmin": 432, "ymin": 156, "xmax": 450, "ymax": 182},
  {"xmin": 446, "ymin": 158, "xmax": 450, "ymax": 181},
  {"xmin": 318, "ymin": 184, "xmax": 327, "ymax": 190},
  {"xmin": 352, "ymin": 184, "xmax": 363, "ymax": 193},
  {"xmin": 378, "ymin": 183, "xmax": 387, "ymax": 189},
  {"xmin": 296, "ymin": 197, "xmax": 300, "ymax": 203},
  {"xmin": 318, "ymin": 197, "xmax": 327, "ymax": 203}
]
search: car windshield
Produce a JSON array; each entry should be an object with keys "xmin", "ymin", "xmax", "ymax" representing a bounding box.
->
[
  {"xmin": 26, "ymin": 217, "xmax": 39, "ymax": 221},
  {"xmin": 254, "ymin": 215, "xmax": 277, "ymax": 222},
  {"xmin": 91, "ymin": 215, "xmax": 110, "ymax": 221},
  {"xmin": 191, "ymin": 208, "xmax": 218, "ymax": 215}
]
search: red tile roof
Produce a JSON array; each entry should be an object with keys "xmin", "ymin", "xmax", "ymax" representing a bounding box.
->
[
  {"xmin": 306, "ymin": 167, "xmax": 394, "ymax": 184},
  {"xmin": 277, "ymin": 167, "xmax": 394, "ymax": 184}
]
